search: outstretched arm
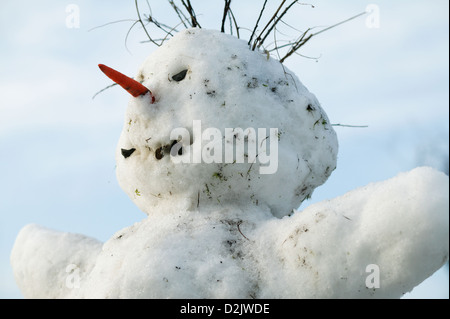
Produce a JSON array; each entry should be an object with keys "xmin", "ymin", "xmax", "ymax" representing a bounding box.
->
[
  {"xmin": 251, "ymin": 167, "xmax": 449, "ymax": 298},
  {"xmin": 11, "ymin": 224, "xmax": 102, "ymax": 298}
]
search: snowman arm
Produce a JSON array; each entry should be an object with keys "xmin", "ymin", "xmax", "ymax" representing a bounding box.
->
[
  {"xmin": 254, "ymin": 167, "xmax": 449, "ymax": 298},
  {"xmin": 10, "ymin": 224, "xmax": 102, "ymax": 298}
]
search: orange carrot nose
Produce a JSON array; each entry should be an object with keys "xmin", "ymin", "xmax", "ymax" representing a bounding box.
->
[{"xmin": 98, "ymin": 64, "xmax": 155, "ymax": 103}]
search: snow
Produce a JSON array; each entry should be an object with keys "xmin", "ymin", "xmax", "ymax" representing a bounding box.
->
[
  {"xmin": 116, "ymin": 28, "xmax": 338, "ymax": 218},
  {"xmin": 11, "ymin": 167, "xmax": 448, "ymax": 298},
  {"xmin": 10, "ymin": 29, "xmax": 449, "ymax": 299},
  {"xmin": 11, "ymin": 224, "xmax": 102, "ymax": 298},
  {"xmin": 253, "ymin": 167, "xmax": 449, "ymax": 298}
]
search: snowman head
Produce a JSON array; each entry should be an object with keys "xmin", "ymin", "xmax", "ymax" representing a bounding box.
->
[{"xmin": 99, "ymin": 28, "xmax": 338, "ymax": 218}]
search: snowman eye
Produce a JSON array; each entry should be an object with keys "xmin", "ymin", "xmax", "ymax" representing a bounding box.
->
[{"xmin": 172, "ymin": 69, "xmax": 188, "ymax": 82}]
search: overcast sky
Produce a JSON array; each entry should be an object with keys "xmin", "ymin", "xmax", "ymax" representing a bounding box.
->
[{"xmin": 0, "ymin": 0, "xmax": 448, "ymax": 298}]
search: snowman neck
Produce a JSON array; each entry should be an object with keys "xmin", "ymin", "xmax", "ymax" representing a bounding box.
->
[{"xmin": 144, "ymin": 199, "xmax": 274, "ymax": 221}]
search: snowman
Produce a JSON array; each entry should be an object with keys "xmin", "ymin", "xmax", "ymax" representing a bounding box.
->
[{"xmin": 11, "ymin": 29, "xmax": 448, "ymax": 298}]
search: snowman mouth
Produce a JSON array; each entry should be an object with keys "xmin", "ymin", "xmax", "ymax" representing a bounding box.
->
[
  {"xmin": 155, "ymin": 140, "xmax": 184, "ymax": 160},
  {"xmin": 120, "ymin": 141, "xmax": 183, "ymax": 160}
]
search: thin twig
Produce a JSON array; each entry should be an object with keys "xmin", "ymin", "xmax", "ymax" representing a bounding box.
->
[
  {"xmin": 125, "ymin": 20, "xmax": 141, "ymax": 53},
  {"xmin": 279, "ymin": 30, "xmax": 312, "ymax": 63},
  {"xmin": 331, "ymin": 124, "xmax": 369, "ymax": 128},
  {"xmin": 87, "ymin": 19, "xmax": 137, "ymax": 32},
  {"xmin": 139, "ymin": 20, "xmax": 187, "ymax": 44},
  {"xmin": 135, "ymin": 0, "xmax": 160, "ymax": 46},
  {"xmin": 92, "ymin": 83, "xmax": 118, "ymax": 100},
  {"xmin": 229, "ymin": 8, "xmax": 240, "ymax": 38},
  {"xmin": 237, "ymin": 221, "xmax": 250, "ymax": 241},
  {"xmin": 257, "ymin": 0, "xmax": 298, "ymax": 49},
  {"xmin": 88, "ymin": 18, "xmax": 141, "ymax": 54},
  {"xmin": 265, "ymin": 39, "xmax": 291, "ymax": 52},
  {"xmin": 160, "ymin": 20, "xmax": 188, "ymax": 44},
  {"xmin": 168, "ymin": 0, "xmax": 189, "ymax": 28},
  {"xmin": 181, "ymin": 0, "xmax": 201, "ymax": 28},
  {"xmin": 145, "ymin": 0, "xmax": 152, "ymax": 15},
  {"xmin": 144, "ymin": 13, "xmax": 178, "ymax": 37},
  {"xmin": 276, "ymin": 17, "xmax": 304, "ymax": 33},
  {"xmin": 265, "ymin": 24, "xmax": 323, "ymax": 53},
  {"xmin": 312, "ymin": 11, "xmax": 366, "ymax": 37},
  {"xmin": 279, "ymin": 11, "xmax": 367, "ymax": 63},
  {"xmin": 268, "ymin": 22, "xmax": 294, "ymax": 38},
  {"xmin": 221, "ymin": 0, "xmax": 232, "ymax": 33},
  {"xmin": 294, "ymin": 51, "xmax": 322, "ymax": 60},
  {"xmin": 228, "ymin": 9, "xmax": 233, "ymax": 36},
  {"xmin": 248, "ymin": 0, "xmax": 267, "ymax": 47},
  {"xmin": 139, "ymin": 38, "xmax": 169, "ymax": 43},
  {"xmin": 252, "ymin": 0, "xmax": 287, "ymax": 50},
  {"xmin": 272, "ymin": 22, "xmax": 282, "ymax": 61}
]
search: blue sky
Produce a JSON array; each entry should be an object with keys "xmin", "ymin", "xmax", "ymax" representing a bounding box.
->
[{"xmin": 0, "ymin": 0, "xmax": 448, "ymax": 298}]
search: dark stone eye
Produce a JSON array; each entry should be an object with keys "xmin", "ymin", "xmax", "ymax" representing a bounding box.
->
[
  {"xmin": 172, "ymin": 69, "xmax": 188, "ymax": 82},
  {"xmin": 121, "ymin": 148, "xmax": 136, "ymax": 158}
]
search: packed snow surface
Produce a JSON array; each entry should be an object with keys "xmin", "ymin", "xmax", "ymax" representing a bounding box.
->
[
  {"xmin": 11, "ymin": 29, "xmax": 449, "ymax": 298},
  {"xmin": 115, "ymin": 28, "xmax": 338, "ymax": 218},
  {"xmin": 11, "ymin": 167, "xmax": 449, "ymax": 298}
]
